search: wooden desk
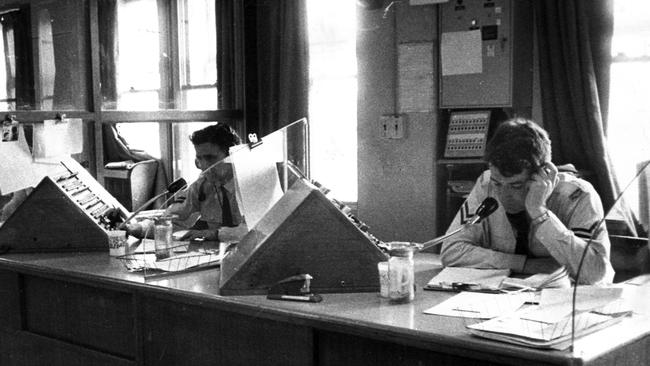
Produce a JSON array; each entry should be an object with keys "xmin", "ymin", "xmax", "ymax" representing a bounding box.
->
[{"xmin": 0, "ymin": 252, "xmax": 648, "ymax": 366}]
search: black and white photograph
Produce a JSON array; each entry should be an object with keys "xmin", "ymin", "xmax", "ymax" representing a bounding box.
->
[{"xmin": 0, "ymin": 0, "xmax": 648, "ymax": 365}]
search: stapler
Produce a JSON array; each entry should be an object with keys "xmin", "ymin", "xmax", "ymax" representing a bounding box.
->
[{"xmin": 267, "ymin": 274, "xmax": 323, "ymax": 303}]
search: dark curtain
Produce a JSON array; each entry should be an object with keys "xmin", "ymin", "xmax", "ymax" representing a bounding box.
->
[
  {"xmin": 534, "ymin": 0, "xmax": 636, "ymax": 234},
  {"xmin": 1, "ymin": 6, "xmax": 34, "ymax": 109},
  {"xmin": 98, "ymin": 0, "xmax": 118, "ymax": 107},
  {"xmin": 216, "ymin": 0, "xmax": 239, "ymax": 110},
  {"xmin": 248, "ymin": 0, "xmax": 309, "ymax": 136}
]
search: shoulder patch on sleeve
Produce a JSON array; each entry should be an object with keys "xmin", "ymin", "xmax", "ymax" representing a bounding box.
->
[{"xmin": 569, "ymin": 188, "xmax": 584, "ymax": 201}]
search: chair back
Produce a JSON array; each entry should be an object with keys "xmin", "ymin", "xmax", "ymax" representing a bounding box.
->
[{"xmin": 610, "ymin": 234, "xmax": 650, "ymax": 282}]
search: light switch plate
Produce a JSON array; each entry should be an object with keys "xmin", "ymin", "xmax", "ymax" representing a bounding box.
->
[{"xmin": 380, "ymin": 114, "xmax": 406, "ymax": 139}]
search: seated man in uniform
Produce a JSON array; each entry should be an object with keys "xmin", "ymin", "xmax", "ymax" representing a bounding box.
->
[
  {"xmin": 128, "ymin": 123, "xmax": 247, "ymax": 243},
  {"xmin": 440, "ymin": 118, "xmax": 614, "ymax": 285}
]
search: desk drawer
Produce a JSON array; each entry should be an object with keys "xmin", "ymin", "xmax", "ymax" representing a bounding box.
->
[
  {"xmin": 23, "ymin": 276, "xmax": 135, "ymax": 359},
  {"xmin": 0, "ymin": 270, "xmax": 21, "ymax": 330},
  {"xmin": 0, "ymin": 328, "xmax": 134, "ymax": 366},
  {"xmin": 143, "ymin": 297, "xmax": 313, "ymax": 366}
]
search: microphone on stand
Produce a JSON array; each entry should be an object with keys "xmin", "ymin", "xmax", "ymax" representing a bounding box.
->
[
  {"xmin": 414, "ymin": 197, "xmax": 499, "ymax": 252},
  {"xmin": 116, "ymin": 178, "xmax": 187, "ymax": 230}
]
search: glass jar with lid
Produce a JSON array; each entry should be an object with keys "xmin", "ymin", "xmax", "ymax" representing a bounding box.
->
[
  {"xmin": 153, "ymin": 215, "xmax": 174, "ymax": 260},
  {"xmin": 387, "ymin": 245, "xmax": 415, "ymax": 303}
]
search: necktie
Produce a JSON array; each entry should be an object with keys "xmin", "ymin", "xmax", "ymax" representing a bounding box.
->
[
  {"xmin": 506, "ymin": 212, "xmax": 529, "ymax": 255},
  {"xmin": 220, "ymin": 185, "xmax": 234, "ymax": 227}
]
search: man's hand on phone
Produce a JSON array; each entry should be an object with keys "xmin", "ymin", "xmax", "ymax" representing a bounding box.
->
[{"xmin": 525, "ymin": 162, "xmax": 559, "ymax": 218}]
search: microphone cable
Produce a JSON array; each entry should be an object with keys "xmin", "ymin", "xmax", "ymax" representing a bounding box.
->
[{"xmin": 570, "ymin": 159, "xmax": 650, "ymax": 350}]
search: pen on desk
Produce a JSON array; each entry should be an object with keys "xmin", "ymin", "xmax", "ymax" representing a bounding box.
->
[
  {"xmin": 452, "ymin": 308, "xmax": 480, "ymax": 314},
  {"xmin": 451, "ymin": 282, "xmax": 480, "ymax": 291},
  {"xmin": 267, "ymin": 294, "xmax": 323, "ymax": 303}
]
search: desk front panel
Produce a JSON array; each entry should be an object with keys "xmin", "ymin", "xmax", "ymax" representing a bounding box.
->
[
  {"xmin": 0, "ymin": 253, "xmax": 648, "ymax": 366},
  {"xmin": 142, "ymin": 296, "xmax": 313, "ymax": 366},
  {"xmin": 0, "ymin": 270, "xmax": 21, "ymax": 330},
  {"xmin": 23, "ymin": 275, "xmax": 136, "ymax": 359}
]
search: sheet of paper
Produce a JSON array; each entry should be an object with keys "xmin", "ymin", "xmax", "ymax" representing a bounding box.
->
[
  {"xmin": 427, "ymin": 267, "xmax": 510, "ymax": 290},
  {"xmin": 468, "ymin": 310, "xmax": 615, "ymax": 342},
  {"xmin": 33, "ymin": 118, "xmax": 83, "ymax": 161},
  {"xmin": 0, "ymin": 125, "xmax": 45, "ymax": 194},
  {"xmin": 440, "ymin": 30, "xmax": 482, "ymax": 76},
  {"xmin": 229, "ymin": 144, "xmax": 283, "ymax": 230},
  {"xmin": 424, "ymin": 292, "xmax": 527, "ymax": 319},
  {"xmin": 518, "ymin": 286, "xmax": 624, "ymax": 323},
  {"xmin": 398, "ymin": 42, "xmax": 434, "ymax": 112}
]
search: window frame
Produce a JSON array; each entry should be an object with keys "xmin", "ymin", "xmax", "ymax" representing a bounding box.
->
[{"xmin": 3, "ymin": 0, "xmax": 245, "ymax": 186}]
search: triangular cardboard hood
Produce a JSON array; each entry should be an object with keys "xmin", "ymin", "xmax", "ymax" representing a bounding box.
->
[
  {"xmin": 0, "ymin": 161, "xmax": 127, "ymax": 253},
  {"xmin": 219, "ymin": 179, "xmax": 388, "ymax": 295}
]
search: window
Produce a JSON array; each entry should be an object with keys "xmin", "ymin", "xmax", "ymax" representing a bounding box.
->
[
  {"xmin": 307, "ymin": 0, "xmax": 358, "ymax": 202},
  {"xmin": 178, "ymin": 0, "xmax": 218, "ymax": 110},
  {"xmin": 608, "ymin": 0, "xmax": 650, "ymax": 218},
  {"xmin": 0, "ymin": 6, "xmax": 35, "ymax": 110},
  {"xmin": 0, "ymin": 10, "xmax": 16, "ymax": 110},
  {"xmin": 100, "ymin": 0, "xmax": 229, "ymax": 184},
  {"xmin": 102, "ymin": 0, "xmax": 218, "ymax": 111},
  {"xmin": 115, "ymin": 122, "xmax": 160, "ymax": 158},
  {"xmin": 113, "ymin": 0, "xmax": 162, "ymax": 110}
]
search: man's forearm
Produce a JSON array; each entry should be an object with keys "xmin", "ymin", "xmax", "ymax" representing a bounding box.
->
[
  {"xmin": 441, "ymin": 241, "xmax": 526, "ymax": 271},
  {"xmin": 520, "ymin": 256, "xmax": 561, "ymax": 275}
]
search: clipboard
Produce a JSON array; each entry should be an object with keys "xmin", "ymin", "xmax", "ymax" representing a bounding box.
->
[{"xmin": 425, "ymin": 267, "xmax": 510, "ymax": 293}]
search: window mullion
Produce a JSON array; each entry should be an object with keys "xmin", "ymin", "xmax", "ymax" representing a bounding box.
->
[{"xmin": 156, "ymin": 0, "xmax": 177, "ymax": 181}]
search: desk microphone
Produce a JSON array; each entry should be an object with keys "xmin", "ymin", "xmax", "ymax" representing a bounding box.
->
[
  {"xmin": 116, "ymin": 178, "xmax": 187, "ymax": 230},
  {"xmin": 415, "ymin": 197, "xmax": 499, "ymax": 252}
]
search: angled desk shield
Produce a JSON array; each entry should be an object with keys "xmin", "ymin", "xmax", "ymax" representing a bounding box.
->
[
  {"xmin": 0, "ymin": 158, "xmax": 128, "ymax": 253},
  {"xmin": 220, "ymin": 120, "xmax": 387, "ymax": 295},
  {"xmin": 220, "ymin": 179, "xmax": 387, "ymax": 295}
]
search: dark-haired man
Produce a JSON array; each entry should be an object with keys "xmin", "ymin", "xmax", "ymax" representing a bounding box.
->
[
  {"xmin": 440, "ymin": 118, "xmax": 614, "ymax": 285},
  {"xmin": 128, "ymin": 123, "xmax": 247, "ymax": 242}
]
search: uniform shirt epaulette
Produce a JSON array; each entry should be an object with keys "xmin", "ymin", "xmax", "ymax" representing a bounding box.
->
[{"xmin": 555, "ymin": 172, "xmax": 594, "ymax": 199}]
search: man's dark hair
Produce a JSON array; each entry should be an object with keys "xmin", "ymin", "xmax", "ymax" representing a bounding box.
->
[
  {"xmin": 484, "ymin": 117, "xmax": 551, "ymax": 177},
  {"xmin": 189, "ymin": 123, "xmax": 241, "ymax": 155}
]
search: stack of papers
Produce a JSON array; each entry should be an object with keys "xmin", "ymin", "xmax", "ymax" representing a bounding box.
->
[
  {"xmin": 426, "ymin": 266, "xmax": 571, "ymax": 293},
  {"xmin": 467, "ymin": 310, "xmax": 625, "ymax": 349},
  {"xmin": 466, "ymin": 286, "xmax": 632, "ymax": 349},
  {"xmin": 501, "ymin": 267, "xmax": 571, "ymax": 291}
]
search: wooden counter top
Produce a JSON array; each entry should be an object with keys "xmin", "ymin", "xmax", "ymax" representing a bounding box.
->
[{"xmin": 0, "ymin": 251, "xmax": 649, "ymax": 366}]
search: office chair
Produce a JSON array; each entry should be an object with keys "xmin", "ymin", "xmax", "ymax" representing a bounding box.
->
[
  {"xmin": 104, "ymin": 159, "xmax": 158, "ymax": 211},
  {"xmin": 609, "ymin": 234, "xmax": 650, "ymax": 283}
]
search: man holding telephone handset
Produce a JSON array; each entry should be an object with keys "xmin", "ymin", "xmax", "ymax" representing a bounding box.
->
[
  {"xmin": 126, "ymin": 123, "xmax": 248, "ymax": 243},
  {"xmin": 441, "ymin": 118, "xmax": 614, "ymax": 285}
]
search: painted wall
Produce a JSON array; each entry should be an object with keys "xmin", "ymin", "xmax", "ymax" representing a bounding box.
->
[
  {"xmin": 357, "ymin": 2, "xmax": 542, "ymax": 243},
  {"xmin": 357, "ymin": 3, "xmax": 439, "ymax": 243}
]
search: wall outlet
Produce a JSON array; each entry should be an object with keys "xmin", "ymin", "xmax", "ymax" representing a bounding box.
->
[{"xmin": 380, "ymin": 114, "xmax": 406, "ymax": 139}]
